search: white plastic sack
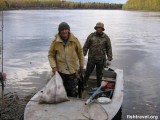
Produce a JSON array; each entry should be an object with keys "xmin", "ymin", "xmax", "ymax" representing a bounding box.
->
[
  {"xmin": 39, "ymin": 71, "xmax": 69, "ymax": 104},
  {"xmin": 97, "ymin": 97, "xmax": 111, "ymax": 104}
]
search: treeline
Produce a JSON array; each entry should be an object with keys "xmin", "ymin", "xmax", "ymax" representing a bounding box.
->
[
  {"xmin": 123, "ymin": 0, "xmax": 160, "ymax": 11},
  {"xmin": 0, "ymin": 0, "xmax": 122, "ymax": 10}
]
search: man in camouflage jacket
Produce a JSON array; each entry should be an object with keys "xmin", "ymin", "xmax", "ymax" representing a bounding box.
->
[{"xmin": 83, "ymin": 22, "xmax": 112, "ymax": 87}]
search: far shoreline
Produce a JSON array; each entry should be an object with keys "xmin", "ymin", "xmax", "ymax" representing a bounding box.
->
[{"xmin": 1, "ymin": 7, "xmax": 123, "ymax": 11}]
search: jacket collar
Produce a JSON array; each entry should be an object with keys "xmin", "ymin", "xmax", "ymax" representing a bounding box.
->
[
  {"xmin": 55, "ymin": 33, "xmax": 76, "ymax": 43},
  {"xmin": 93, "ymin": 32, "xmax": 105, "ymax": 37}
]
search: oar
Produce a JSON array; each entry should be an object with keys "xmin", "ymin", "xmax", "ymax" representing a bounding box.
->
[{"xmin": 85, "ymin": 81, "xmax": 108, "ymax": 105}]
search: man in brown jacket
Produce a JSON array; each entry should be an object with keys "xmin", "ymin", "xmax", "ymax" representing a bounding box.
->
[{"xmin": 48, "ymin": 22, "xmax": 84, "ymax": 97}]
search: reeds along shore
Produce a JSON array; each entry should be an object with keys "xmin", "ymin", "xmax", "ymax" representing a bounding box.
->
[
  {"xmin": 0, "ymin": 0, "xmax": 122, "ymax": 10},
  {"xmin": 123, "ymin": 0, "xmax": 160, "ymax": 11}
]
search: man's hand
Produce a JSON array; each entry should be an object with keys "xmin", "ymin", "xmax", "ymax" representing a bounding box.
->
[
  {"xmin": 83, "ymin": 50, "xmax": 87, "ymax": 56},
  {"xmin": 107, "ymin": 61, "xmax": 111, "ymax": 66},
  {"xmin": 79, "ymin": 66, "xmax": 84, "ymax": 73},
  {"xmin": 52, "ymin": 67, "xmax": 58, "ymax": 74}
]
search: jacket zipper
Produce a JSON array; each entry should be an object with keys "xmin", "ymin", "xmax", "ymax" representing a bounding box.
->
[{"xmin": 64, "ymin": 45, "xmax": 71, "ymax": 74}]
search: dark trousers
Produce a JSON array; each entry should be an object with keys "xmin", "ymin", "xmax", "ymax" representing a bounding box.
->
[
  {"xmin": 58, "ymin": 72, "xmax": 78, "ymax": 97},
  {"xmin": 84, "ymin": 59, "xmax": 104, "ymax": 87}
]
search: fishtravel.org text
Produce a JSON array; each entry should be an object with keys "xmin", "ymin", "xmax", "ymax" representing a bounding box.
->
[{"xmin": 127, "ymin": 115, "xmax": 158, "ymax": 120}]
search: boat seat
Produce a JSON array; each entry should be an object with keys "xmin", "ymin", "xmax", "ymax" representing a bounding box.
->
[
  {"xmin": 88, "ymin": 68, "xmax": 117, "ymax": 82},
  {"xmin": 89, "ymin": 76, "xmax": 116, "ymax": 82}
]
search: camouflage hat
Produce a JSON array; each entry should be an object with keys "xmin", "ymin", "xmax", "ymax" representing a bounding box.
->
[
  {"xmin": 94, "ymin": 22, "xmax": 105, "ymax": 31},
  {"xmin": 58, "ymin": 22, "xmax": 70, "ymax": 32}
]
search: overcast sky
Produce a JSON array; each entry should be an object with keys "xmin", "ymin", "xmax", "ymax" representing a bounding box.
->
[{"xmin": 67, "ymin": 0, "xmax": 127, "ymax": 4}]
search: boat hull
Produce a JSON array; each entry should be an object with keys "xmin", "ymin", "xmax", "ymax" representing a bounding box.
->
[{"xmin": 24, "ymin": 69, "xmax": 123, "ymax": 120}]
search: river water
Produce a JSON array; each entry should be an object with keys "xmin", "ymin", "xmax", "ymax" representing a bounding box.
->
[{"xmin": 0, "ymin": 10, "xmax": 160, "ymax": 119}]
